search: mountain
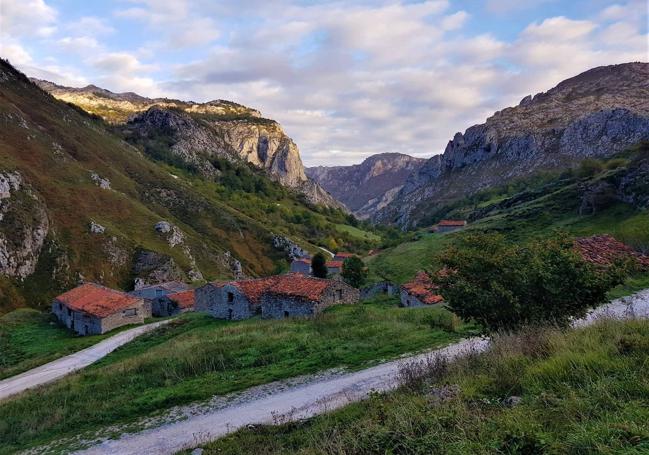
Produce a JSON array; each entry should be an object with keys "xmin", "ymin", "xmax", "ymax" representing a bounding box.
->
[
  {"xmin": 0, "ymin": 60, "xmax": 370, "ymax": 313},
  {"xmin": 32, "ymin": 79, "xmax": 343, "ymax": 209},
  {"xmin": 375, "ymin": 62, "xmax": 649, "ymax": 227},
  {"xmin": 306, "ymin": 153, "xmax": 425, "ymax": 218}
]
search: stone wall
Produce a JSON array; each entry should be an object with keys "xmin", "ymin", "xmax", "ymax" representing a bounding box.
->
[
  {"xmin": 400, "ymin": 289, "xmax": 425, "ymax": 307},
  {"xmin": 261, "ymin": 295, "xmax": 318, "ymax": 319},
  {"xmin": 360, "ymin": 281, "xmax": 398, "ymax": 301},
  {"xmin": 195, "ymin": 283, "xmax": 256, "ymax": 320}
]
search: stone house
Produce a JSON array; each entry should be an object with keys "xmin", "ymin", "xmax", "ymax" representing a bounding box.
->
[
  {"xmin": 129, "ymin": 281, "xmax": 190, "ymax": 317},
  {"xmin": 52, "ymin": 283, "xmax": 145, "ymax": 335},
  {"xmin": 260, "ymin": 275, "xmax": 359, "ymax": 319},
  {"xmin": 433, "ymin": 220, "xmax": 467, "ymax": 233},
  {"xmin": 326, "ymin": 260, "xmax": 344, "ymax": 276},
  {"xmin": 151, "ymin": 289, "xmax": 195, "ymax": 317},
  {"xmin": 195, "ymin": 274, "xmax": 359, "ymax": 320},
  {"xmin": 289, "ymin": 258, "xmax": 311, "ymax": 275},
  {"xmin": 400, "ymin": 272, "xmax": 444, "ymax": 307},
  {"xmin": 333, "ymin": 252, "xmax": 354, "ymax": 261}
]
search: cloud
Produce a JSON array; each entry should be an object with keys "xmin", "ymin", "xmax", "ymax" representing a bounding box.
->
[
  {"xmin": 66, "ymin": 16, "xmax": 115, "ymax": 36},
  {"xmin": 0, "ymin": 0, "xmax": 57, "ymax": 37},
  {"xmin": 485, "ymin": 0, "xmax": 557, "ymax": 14}
]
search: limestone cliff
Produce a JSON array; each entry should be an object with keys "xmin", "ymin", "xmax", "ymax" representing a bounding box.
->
[
  {"xmin": 306, "ymin": 153, "xmax": 425, "ymax": 218},
  {"xmin": 33, "ymin": 79, "xmax": 342, "ymax": 210},
  {"xmin": 376, "ymin": 62, "xmax": 649, "ymax": 227}
]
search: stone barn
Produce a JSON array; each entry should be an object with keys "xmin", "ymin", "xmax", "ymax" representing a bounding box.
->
[
  {"xmin": 260, "ymin": 275, "xmax": 359, "ymax": 319},
  {"xmin": 195, "ymin": 274, "xmax": 359, "ymax": 320},
  {"xmin": 52, "ymin": 283, "xmax": 145, "ymax": 335},
  {"xmin": 289, "ymin": 258, "xmax": 311, "ymax": 275},
  {"xmin": 129, "ymin": 281, "xmax": 189, "ymax": 317},
  {"xmin": 400, "ymin": 272, "xmax": 444, "ymax": 307},
  {"xmin": 360, "ymin": 281, "xmax": 398, "ymax": 301},
  {"xmin": 151, "ymin": 289, "xmax": 195, "ymax": 317},
  {"xmin": 195, "ymin": 277, "xmax": 277, "ymax": 320},
  {"xmin": 433, "ymin": 220, "xmax": 467, "ymax": 233},
  {"xmin": 326, "ymin": 260, "xmax": 344, "ymax": 276},
  {"xmin": 333, "ymin": 252, "xmax": 354, "ymax": 261}
]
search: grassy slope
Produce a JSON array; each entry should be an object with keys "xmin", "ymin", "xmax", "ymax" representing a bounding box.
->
[
  {"xmin": 0, "ymin": 61, "xmax": 378, "ymax": 313},
  {"xmin": 0, "ymin": 297, "xmax": 478, "ymax": 453},
  {"xmin": 197, "ymin": 319, "xmax": 649, "ymax": 454},
  {"xmin": 367, "ymin": 153, "xmax": 649, "ymax": 286},
  {"xmin": 0, "ymin": 309, "xmax": 136, "ymax": 380}
]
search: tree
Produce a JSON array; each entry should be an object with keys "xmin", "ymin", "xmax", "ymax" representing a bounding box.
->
[
  {"xmin": 436, "ymin": 233, "xmax": 623, "ymax": 333},
  {"xmin": 311, "ymin": 252, "xmax": 328, "ymax": 278},
  {"xmin": 341, "ymin": 256, "xmax": 368, "ymax": 288}
]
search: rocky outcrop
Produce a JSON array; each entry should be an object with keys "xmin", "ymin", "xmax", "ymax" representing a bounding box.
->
[
  {"xmin": 132, "ymin": 249, "xmax": 184, "ymax": 290},
  {"xmin": 306, "ymin": 153, "xmax": 425, "ymax": 218},
  {"xmin": 272, "ymin": 235, "xmax": 309, "ymax": 260},
  {"xmin": 36, "ymin": 80, "xmax": 342, "ymax": 210},
  {"xmin": 376, "ymin": 63, "xmax": 649, "ymax": 227},
  {"xmin": 90, "ymin": 172, "xmax": 111, "ymax": 189},
  {"xmin": 0, "ymin": 171, "xmax": 49, "ymax": 279}
]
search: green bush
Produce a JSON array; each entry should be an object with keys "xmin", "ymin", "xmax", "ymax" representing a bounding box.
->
[
  {"xmin": 341, "ymin": 256, "xmax": 368, "ymax": 288},
  {"xmin": 436, "ymin": 233, "xmax": 624, "ymax": 332},
  {"xmin": 577, "ymin": 159, "xmax": 605, "ymax": 178},
  {"xmin": 422, "ymin": 311, "xmax": 460, "ymax": 332}
]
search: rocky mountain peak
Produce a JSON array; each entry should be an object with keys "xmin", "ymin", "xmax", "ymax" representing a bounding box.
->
[{"xmin": 375, "ymin": 62, "xmax": 649, "ymax": 227}]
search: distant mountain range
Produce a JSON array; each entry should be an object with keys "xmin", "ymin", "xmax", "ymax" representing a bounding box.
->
[
  {"xmin": 374, "ymin": 62, "xmax": 649, "ymax": 227},
  {"xmin": 32, "ymin": 78, "xmax": 342, "ymax": 209},
  {"xmin": 306, "ymin": 153, "xmax": 425, "ymax": 218}
]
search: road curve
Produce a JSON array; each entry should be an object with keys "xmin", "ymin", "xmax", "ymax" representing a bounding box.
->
[
  {"xmin": 0, "ymin": 319, "xmax": 171, "ymax": 401},
  {"xmin": 73, "ymin": 288, "xmax": 649, "ymax": 455}
]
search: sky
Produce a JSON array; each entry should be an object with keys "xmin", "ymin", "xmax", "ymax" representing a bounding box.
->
[{"xmin": 1, "ymin": 1, "xmax": 647, "ymax": 166}]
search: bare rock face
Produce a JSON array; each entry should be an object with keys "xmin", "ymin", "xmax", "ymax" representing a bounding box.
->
[
  {"xmin": 377, "ymin": 63, "xmax": 649, "ymax": 227},
  {"xmin": 272, "ymin": 235, "xmax": 309, "ymax": 260},
  {"xmin": 154, "ymin": 220, "xmax": 185, "ymax": 247},
  {"xmin": 0, "ymin": 171, "xmax": 49, "ymax": 279},
  {"xmin": 90, "ymin": 172, "xmax": 111, "ymax": 189},
  {"xmin": 132, "ymin": 249, "xmax": 184, "ymax": 290},
  {"xmin": 307, "ymin": 153, "xmax": 425, "ymax": 218},
  {"xmin": 89, "ymin": 221, "xmax": 106, "ymax": 234},
  {"xmin": 36, "ymin": 80, "xmax": 342, "ymax": 210}
]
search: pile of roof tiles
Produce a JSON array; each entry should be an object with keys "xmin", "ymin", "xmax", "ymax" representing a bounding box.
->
[
  {"xmin": 574, "ymin": 235, "xmax": 649, "ymax": 269},
  {"xmin": 402, "ymin": 271, "xmax": 444, "ymax": 305}
]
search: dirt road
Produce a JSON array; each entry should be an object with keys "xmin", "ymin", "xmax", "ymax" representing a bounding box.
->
[
  {"xmin": 73, "ymin": 289, "xmax": 649, "ymax": 455},
  {"xmin": 0, "ymin": 319, "xmax": 171, "ymax": 401}
]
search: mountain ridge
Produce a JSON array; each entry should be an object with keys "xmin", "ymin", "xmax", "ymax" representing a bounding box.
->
[
  {"xmin": 306, "ymin": 153, "xmax": 425, "ymax": 218},
  {"xmin": 31, "ymin": 78, "xmax": 344, "ymax": 210},
  {"xmin": 375, "ymin": 62, "xmax": 649, "ymax": 227}
]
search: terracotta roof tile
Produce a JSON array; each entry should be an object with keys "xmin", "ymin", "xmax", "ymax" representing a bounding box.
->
[
  {"xmin": 402, "ymin": 272, "xmax": 444, "ymax": 305},
  {"xmin": 168, "ymin": 289, "xmax": 195, "ymax": 309},
  {"xmin": 267, "ymin": 274, "xmax": 332, "ymax": 301},
  {"xmin": 575, "ymin": 235, "xmax": 649, "ymax": 269},
  {"xmin": 438, "ymin": 220, "xmax": 467, "ymax": 227},
  {"xmin": 326, "ymin": 260, "xmax": 344, "ymax": 268},
  {"xmin": 55, "ymin": 283, "xmax": 142, "ymax": 318},
  {"xmin": 334, "ymin": 252, "xmax": 354, "ymax": 258}
]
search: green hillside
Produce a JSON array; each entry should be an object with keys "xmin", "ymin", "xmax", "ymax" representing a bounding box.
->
[
  {"xmin": 367, "ymin": 144, "xmax": 649, "ymax": 285},
  {"xmin": 0, "ymin": 60, "xmax": 378, "ymax": 313}
]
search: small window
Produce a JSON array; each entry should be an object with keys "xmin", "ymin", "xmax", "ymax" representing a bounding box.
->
[
  {"xmin": 336, "ymin": 289, "xmax": 343, "ymax": 300},
  {"xmin": 283, "ymin": 310, "xmax": 290, "ymax": 318},
  {"xmin": 227, "ymin": 292, "xmax": 234, "ymax": 303},
  {"xmin": 123, "ymin": 308, "xmax": 137, "ymax": 317}
]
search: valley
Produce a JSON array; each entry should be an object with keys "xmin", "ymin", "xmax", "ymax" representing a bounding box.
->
[{"xmin": 0, "ymin": 39, "xmax": 648, "ymax": 455}]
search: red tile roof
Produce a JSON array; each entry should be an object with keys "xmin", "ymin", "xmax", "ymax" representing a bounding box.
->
[
  {"xmin": 575, "ymin": 235, "xmax": 649, "ymax": 268},
  {"xmin": 437, "ymin": 220, "xmax": 467, "ymax": 227},
  {"xmin": 326, "ymin": 260, "xmax": 344, "ymax": 268},
  {"xmin": 293, "ymin": 258, "xmax": 311, "ymax": 264},
  {"xmin": 168, "ymin": 289, "xmax": 195, "ymax": 309},
  {"xmin": 215, "ymin": 274, "xmax": 335, "ymax": 303},
  {"xmin": 55, "ymin": 283, "xmax": 142, "ymax": 318},
  {"xmin": 402, "ymin": 272, "xmax": 444, "ymax": 305},
  {"xmin": 268, "ymin": 274, "xmax": 331, "ymax": 301},
  {"xmin": 334, "ymin": 252, "xmax": 354, "ymax": 258}
]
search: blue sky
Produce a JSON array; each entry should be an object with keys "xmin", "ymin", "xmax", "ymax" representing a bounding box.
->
[{"xmin": 1, "ymin": 0, "xmax": 647, "ymax": 166}]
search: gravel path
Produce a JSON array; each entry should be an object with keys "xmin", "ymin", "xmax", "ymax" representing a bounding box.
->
[
  {"xmin": 70, "ymin": 289, "xmax": 649, "ymax": 455},
  {"xmin": 0, "ymin": 320, "xmax": 172, "ymax": 401}
]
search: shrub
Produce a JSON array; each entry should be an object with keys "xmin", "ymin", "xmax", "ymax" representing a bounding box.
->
[
  {"xmin": 577, "ymin": 159, "xmax": 605, "ymax": 178},
  {"xmin": 341, "ymin": 256, "xmax": 368, "ymax": 288},
  {"xmin": 436, "ymin": 233, "xmax": 623, "ymax": 333},
  {"xmin": 422, "ymin": 311, "xmax": 460, "ymax": 333},
  {"xmin": 311, "ymin": 253, "xmax": 328, "ymax": 278}
]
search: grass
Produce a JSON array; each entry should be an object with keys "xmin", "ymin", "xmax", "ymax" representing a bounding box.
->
[
  {"xmin": 0, "ymin": 297, "xmax": 477, "ymax": 453},
  {"xmin": 0, "ymin": 309, "xmax": 133, "ymax": 380},
  {"xmin": 334, "ymin": 223, "xmax": 381, "ymax": 242},
  {"xmin": 195, "ymin": 319, "xmax": 649, "ymax": 454}
]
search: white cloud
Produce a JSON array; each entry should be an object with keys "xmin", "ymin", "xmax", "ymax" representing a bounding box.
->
[
  {"xmin": 66, "ymin": 16, "xmax": 115, "ymax": 36},
  {"xmin": 0, "ymin": 0, "xmax": 57, "ymax": 37}
]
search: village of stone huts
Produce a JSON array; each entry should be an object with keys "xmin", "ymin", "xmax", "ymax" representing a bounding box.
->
[{"xmin": 51, "ymin": 248, "xmax": 453, "ymax": 336}]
